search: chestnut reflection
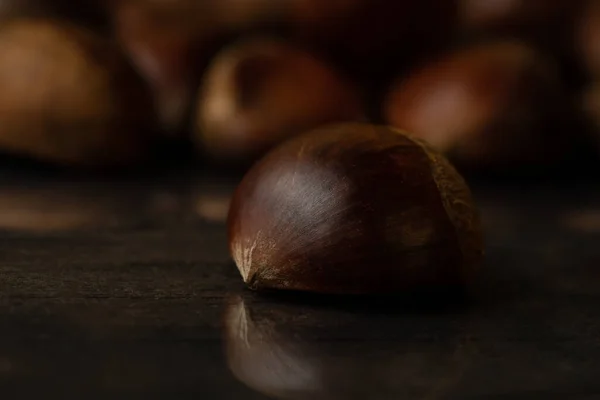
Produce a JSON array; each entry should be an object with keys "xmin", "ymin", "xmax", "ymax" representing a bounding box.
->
[
  {"xmin": 195, "ymin": 193, "xmax": 231, "ymax": 223},
  {"xmin": 0, "ymin": 183, "xmax": 138, "ymax": 232},
  {"xmin": 223, "ymin": 296, "xmax": 472, "ymax": 400}
]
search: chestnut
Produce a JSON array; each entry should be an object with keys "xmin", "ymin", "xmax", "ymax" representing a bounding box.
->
[
  {"xmin": 227, "ymin": 123, "xmax": 483, "ymax": 294},
  {"xmin": 110, "ymin": 0, "xmax": 220, "ymax": 136},
  {"xmin": 383, "ymin": 41, "xmax": 578, "ymax": 172},
  {"xmin": 0, "ymin": 18, "xmax": 156, "ymax": 167},
  {"xmin": 206, "ymin": 0, "xmax": 453, "ymax": 79},
  {"xmin": 194, "ymin": 38, "xmax": 364, "ymax": 165},
  {"xmin": 576, "ymin": 0, "xmax": 600, "ymax": 78}
]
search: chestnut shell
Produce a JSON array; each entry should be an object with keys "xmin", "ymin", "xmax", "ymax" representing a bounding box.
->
[
  {"xmin": 577, "ymin": 0, "xmax": 600, "ymax": 78},
  {"xmin": 110, "ymin": 0, "xmax": 223, "ymax": 136},
  {"xmin": 383, "ymin": 41, "xmax": 579, "ymax": 172},
  {"xmin": 227, "ymin": 123, "xmax": 483, "ymax": 294},
  {"xmin": 194, "ymin": 38, "xmax": 364, "ymax": 165},
  {"xmin": 195, "ymin": 38, "xmax": 364, "ymax": 165},
  {"xmin": 0, "ymin": 18, "xmax": 156, "ymax": 167}
]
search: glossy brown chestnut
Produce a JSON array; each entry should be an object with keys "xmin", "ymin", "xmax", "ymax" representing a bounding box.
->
[
  {"xmin": 383, "ymin": 41, "xmax": 576, "ymax": 171},
  {"xmin": 227, "ymin": 123, "xmax": 483, "ymax": 294},
  {"xmin": 195, "ymin": 38, "xmax": 364, "ymax": 165},
  {"xmin": 0, "ymin": 18, "xmax": 156, "ymax": 167}
]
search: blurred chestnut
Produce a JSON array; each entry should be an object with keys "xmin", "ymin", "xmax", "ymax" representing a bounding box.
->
[
  {"xmin": 110, "ymin": 1, "xmax": 222, "ymax": 136},
  {"xmin": 227, "ymin": 123, "xmax": 483, "ymax": 294},
  {"xmin": 179, "ymin": 0, "xmax": 455, "ymax": 84},
  {"xmin": 195, "ymin": 38, "xmax": 364, "ymax": 165},
  {"xmin": 577, "ymin": 0, "xmax": 600, "ymax": 78},
  {"xmin": 384, "ymin": 41, "xmax": 579, "ymax": 172},
  {"xmin": 0, "ymin": 19, "xmax": 156, "ymax": 167}
]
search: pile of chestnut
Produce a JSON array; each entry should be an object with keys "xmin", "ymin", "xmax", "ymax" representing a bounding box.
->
[{"xmin": 0, "ymin": 0, "xmax": 598, "ymax": 293}]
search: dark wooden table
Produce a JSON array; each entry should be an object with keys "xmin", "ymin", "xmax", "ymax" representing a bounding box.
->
[{"xmin": 0, "ymin": 167, "xmax": 599, "ymax": 399}]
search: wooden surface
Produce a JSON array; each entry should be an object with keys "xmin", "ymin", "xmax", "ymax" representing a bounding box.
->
[{"xmin": 0, "ymin": 167, "xmax": 599, "ymax": 399}]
